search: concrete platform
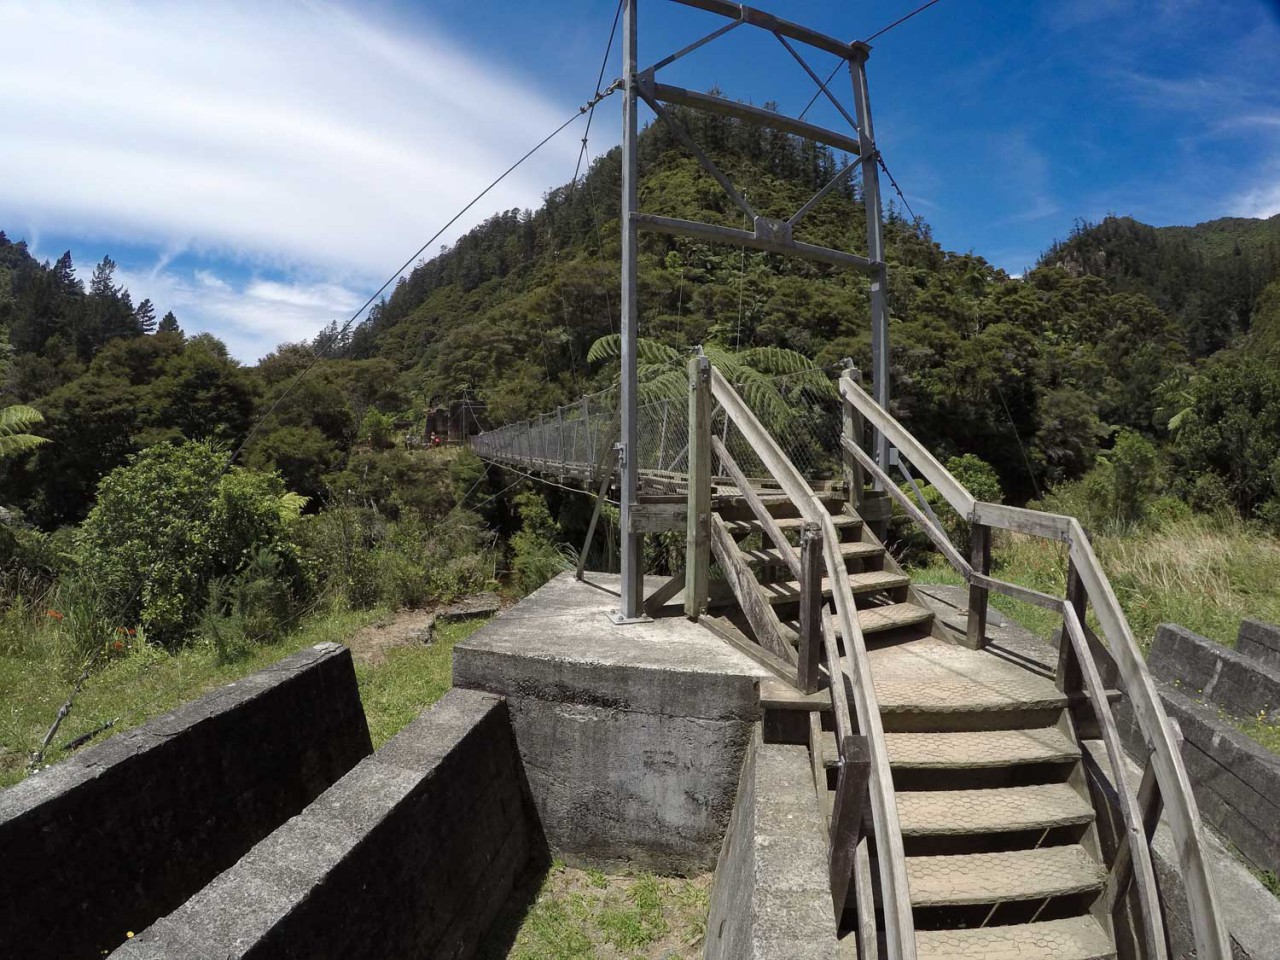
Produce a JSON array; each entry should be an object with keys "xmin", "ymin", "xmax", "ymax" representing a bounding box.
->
[{"xmin": 453, "ymin": 572, "xmax": 770, "ymax": 873}]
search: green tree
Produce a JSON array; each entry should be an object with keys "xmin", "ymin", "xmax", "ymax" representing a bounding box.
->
[{"xmin": 78, "ymin": 441, "xmax": 304, "ymax": 645}]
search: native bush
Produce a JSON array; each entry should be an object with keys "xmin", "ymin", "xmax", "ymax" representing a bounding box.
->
[
  {"xmin": 77, "ymin": 440, "xmax": 305, "ymax": 646},
  {"xmin": 510, "ymin": 490, "xmax": 570, "ymax": 594}
]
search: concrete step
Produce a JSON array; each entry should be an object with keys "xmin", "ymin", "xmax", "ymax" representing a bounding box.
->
[
  {"xmin": 721, "ymin": 514, "xmax": 862, "ymax": 538},
  {"xmin": 904, "ymin": 845, "xmax": 1106, "ymax": 908},
  {"xmin": 895, "ymin": 783, "xmax": 1095, "ymax": 837},
  {"xmin": 821, "ymin": 727, "xmax": 1080, "ymax": 770},
  {"xmin": 760, "ymin": 570, "xmax": 909, "ymax": 605},
  {"xmin": 916, "ymin": 917, "xmax": 1116, "ymax": 960},
  {"xmin": 740, "ymin": 541, "xmax": 884, "ymax": 568}
]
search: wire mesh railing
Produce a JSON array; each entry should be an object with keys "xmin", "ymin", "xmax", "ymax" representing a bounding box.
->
[{"xmin": 469, "ymin": 362, "xmax": 846, "ymax": 490}]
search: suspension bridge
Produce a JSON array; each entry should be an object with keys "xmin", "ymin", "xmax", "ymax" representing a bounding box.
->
[{"xmin": 465, "ymin": 1, "xmax": 1233, "ymax": 958}]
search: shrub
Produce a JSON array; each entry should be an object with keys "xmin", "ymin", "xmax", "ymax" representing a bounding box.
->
[
  {"xmin": 510, "ymin": 491, "xmax": 570, "ymax": 594},
  {"xmin": 77, "ymin": 441, "xmax": 304, "ymax": 646}
]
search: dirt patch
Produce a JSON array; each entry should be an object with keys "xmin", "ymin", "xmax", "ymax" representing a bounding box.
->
[
  {"xmin": 343, "ymin": 593, "xmax": 503, "ymax": 666},
  {"xmin": 343, "ymin": 610, "xmax": 438, "ymax": 666}
]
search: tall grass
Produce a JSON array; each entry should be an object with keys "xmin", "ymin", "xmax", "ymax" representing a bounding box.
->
[{"xmin": 914, "ymin": 515, "xmax": 1280, "ymax": 650}]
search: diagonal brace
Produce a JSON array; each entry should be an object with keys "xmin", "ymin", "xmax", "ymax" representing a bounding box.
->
[
  {"xmin": 775, "ymin": 33, "xmax": 861, "ymax": 135},
  {"xmin": 788, "ymin": 159, "xmax": 857, "ymax": 227},
  {"xmin": 644, "ymin": 15, "xmax": 744, "ymax": 74},
  {"xmin": 639, "ymin": 91, "xmax": 760, "ymax": 222}
]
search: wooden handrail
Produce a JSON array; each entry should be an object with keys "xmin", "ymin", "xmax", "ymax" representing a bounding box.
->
[
  {"xmin": 710, "ymin": 367, "xmax": 917, "ymax": 960},
  {"xmin": 839, "ymin": 380, "xmax": 1232, "ymax": 960}
]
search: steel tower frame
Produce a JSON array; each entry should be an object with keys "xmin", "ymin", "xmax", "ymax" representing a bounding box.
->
[{"xmin": 617, "ymin": 0, "xmax": 891, "ymax": 621}]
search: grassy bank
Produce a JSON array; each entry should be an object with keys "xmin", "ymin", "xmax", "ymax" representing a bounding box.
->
[
  {"xmin": 912, "ymin": 514, "xmax": 1280, "ymax": 649},
  {"xmin": 0, "ymin": 604, "xmax": 491, "ymax": 789},
  {"xmin": 482, "ymin": 861, "xmax": 711, "ymax": 960}
]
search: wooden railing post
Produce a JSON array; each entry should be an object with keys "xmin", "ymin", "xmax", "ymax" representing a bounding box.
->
[
  {"xmin": 685, "ymin": 354, "xmax": 711, "ymax": 619},
  {"xmin": 840, "ymin": 365, "xmax": 865, "ymax": 509},
  {"xmin": 1056, "ymin": 557, "xmax": 1087, "ymax": 693},
  {"xmin": 797, "ymin": 521, "xmax": 824, "ymax": 694},
  {"xmin": 828, "ymin": 734, "xmax": 870, "ymax": 918},
  {"xmin": 965, "ymin": 522, "xmax": 991, "ymax": 650}
]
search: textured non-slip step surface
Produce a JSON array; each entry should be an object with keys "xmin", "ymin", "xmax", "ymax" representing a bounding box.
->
[
  {"xmin": 761, "ymin": 570, "xmax": 910, "ymax": 604},
  {"xmin": 722, "ymin": 514, "xmax": 861, "ymax": 536},
  {"xmin": 905, "ymin": 845, "xmax": 1105, "ymax": 907},
  {"xmin": 740, "ymin": 541, "xmax": 884, "ymax": 566},
  {"xmin": 870, "ymin": 638, "xmax": 1068, "ymax": 716},
  {"xmin": 821, "ymin": 727, "xmax": 1080, "ymax": 770},
  {"xmin": 885, "ymin": 727, "xmax": 1080, "ymax": 769},
  {"xmin": 895, "ymin": 783, "xmax": 1094, "ymax": 836},
  {"xmin": 916, "ymin": 917, "xmax": 1115, "ymax": 960},
  {"xmin": 782, "ymin": 602, "xmax": 936, "ymax": 648}
]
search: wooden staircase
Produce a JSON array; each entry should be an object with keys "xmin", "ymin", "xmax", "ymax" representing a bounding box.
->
[{"xmin": 722, "ymin": 494, "xmax": 1119, "ymax": 959}]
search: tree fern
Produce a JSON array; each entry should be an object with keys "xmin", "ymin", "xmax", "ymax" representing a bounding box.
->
[{"xmin": 0, "ymin": 405, "xmax": 48, "ymax": 460}]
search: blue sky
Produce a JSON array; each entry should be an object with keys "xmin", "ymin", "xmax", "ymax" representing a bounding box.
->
[{"xmin": 2, "ymin": 1, "xmax": 1277, "ymax": 360}]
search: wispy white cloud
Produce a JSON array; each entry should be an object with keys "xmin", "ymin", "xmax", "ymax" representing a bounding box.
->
[
  {"xmin": 1231, "ymin": 178, "xmax": 1280, "ymax": 220},
  {"xmin": 116, "ymin": 264, "xmax": 366, "ymax": 363},
  {"xmin": 0, "ymin": 0, "xmax": 585, "ymax": 356}
]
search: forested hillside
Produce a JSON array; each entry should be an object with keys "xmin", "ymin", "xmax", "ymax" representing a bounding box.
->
[
  {"xmin": 4, "ymin": 101, "xmax": 1280, "ymax": 785},
  {"xmin": 346, "ymin": 109, "xmax": 1280, "ymax": 519}
]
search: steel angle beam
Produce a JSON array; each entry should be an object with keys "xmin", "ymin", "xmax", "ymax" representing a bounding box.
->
[
  {"xmin": 633, "ymin": 213, "xmax": 875, "ymax": 273},
  {"xmin": 668, "ymin": 0, "xmax": 857, "ymax": 60},
  {"xmin": 643, "ymin": 81, "xmax": 862, "ymax": 158}
]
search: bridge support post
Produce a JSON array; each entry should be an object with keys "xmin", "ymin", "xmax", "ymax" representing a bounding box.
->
[
  {"xmin": 848, "ymin": 45, "xmax": 891, "ymax": 484},
  {"xmin": 616, "ymin": 0, "xmax": 644, "ymax": 622}
]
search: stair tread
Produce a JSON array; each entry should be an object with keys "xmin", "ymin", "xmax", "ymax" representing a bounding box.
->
[
  {"xmin": 762, "ymin": 570, "xmax": 909, "ymax": 604},
  {"xmin": 917, "ymin": 917, "xmax": 1115, "ymax": 960},
  {"xmin": 895, "ymin": 783, "xmax": 1094, "ymax": 836},
  {"xmin": 887, "ymin": 728, "xmax": 1081, "ymax": 768},
  {"xmin": 869, "ymin": 638, "xmax": 1068, "ymax": 715},
  {"xmin": 821, "ymin": 728, "xmax": 1080, "ymax": 769},
  {"xmin": 857, "ymin": 602, "xmax": 935, "ymax": 635},
  {"xmin": 741, "ymin": 541, "xmax": 883, "ymax": 566},
  {"xmin": 906, "ymin": 846, "xmax": 1105, "ymax": 907},
  {"xmin": 723, "ymin": 514, "xmax": 861, "ymax": 536}
]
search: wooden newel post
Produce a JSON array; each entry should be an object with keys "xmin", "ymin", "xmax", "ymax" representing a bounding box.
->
[
  {"xmin": 685, "ymin": 354, "xmax": 712, "ymax": 619},
  {"xmin": 840, "ymin": 365, "xmax": 865, "ymax": 509},
  {"xmin": 797, "ymin": 522, "xmax": 824, "ymax": 693},
  {"xmin": 1056, "ymin": 557, "xmax": 1087, "ymax": 693},
  {"xmin": 965, "ymin": 521, "xmax": 991, "ymax": 650}
]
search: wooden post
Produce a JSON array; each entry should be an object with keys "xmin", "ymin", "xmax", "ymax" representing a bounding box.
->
[
  {"xmin": 829, "ymin": 735, "xmax": 870, "ymax": 918},
  {"xmin": 964, "ymin": 522, "xmax": 991, "ymax": 649},
  {"xmin": 798, "ymin": 521, "xmax": 824, "ymax": 694},
  {"xmin": 840, "ymin": 366, "xmax": 865, "ymax": 509},
  {"xmin": 1057, "ymin": 558, "xmax": 1087, "ymax": 693},
  {"xmin": 685, "ymin": 355, "xmax": 711, "ymax": 619}
]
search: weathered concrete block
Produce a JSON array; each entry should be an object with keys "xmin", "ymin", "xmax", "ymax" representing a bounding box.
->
[
  {"xmin": 1149, "ymin": 623, "xmax": 1280, "ymax": 721},
  {"xmin": 0, "ymin": 643, "xmax": 370, "ymax": 960},
  {"xmin": 112, "ymin": 688, "xmax": 540, "ymax": 960},
  {"xmin": 705, "ymin": 730, "xmax": 842, "ymax": 960},
  {"xmin": 1238, "ymin": 619, "xmax": 1280, "ymax": 673},
  {"xmin": 453, "ymin": 573, "xmax": 768, "ymax": 873}
]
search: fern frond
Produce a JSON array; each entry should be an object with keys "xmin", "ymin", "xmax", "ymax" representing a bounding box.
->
[
  {"xmin": 587, "ymin": 334, "xmax": 681, "ymax": 367},
  {"xmin": 0, "ymin": 405, "xmax": 45, "ymax": 435},
  {"xmin": 0, "ymin": 433, "xmax": 49, "ymax": 458},
  {"xmin": 738, "ymin": 346, "xmax": 819, "ymax": 375},
  {"xmin": 638, "ymin": 370, "xmax": 687, "ymax": 405}
]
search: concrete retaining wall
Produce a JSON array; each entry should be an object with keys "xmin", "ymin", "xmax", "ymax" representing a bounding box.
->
[
  {"xmin": 0, "ymin": 643, "xmax": 370, "ymax": 960},
  {"xmin": 112, "ymin": 688, "xmax": 540, "ymax": 960},
  {"xmin": 453, "ymin": 573, "xmax": 767, "ymax": 873},
  {"xmin": 1148, "ymin": 623, "xmax": 1280, "ymax": 721},
  {"xmin": 705, "ymin": 729, "xmax": 841, "ymax": 960},
  {"xmin": 1238, "ymin": 619, "xmax": 1280, "ymax": 674},
  {"xmin": 1117, "ymin": 623, "xmax": 1280, "ymax": 873}
]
